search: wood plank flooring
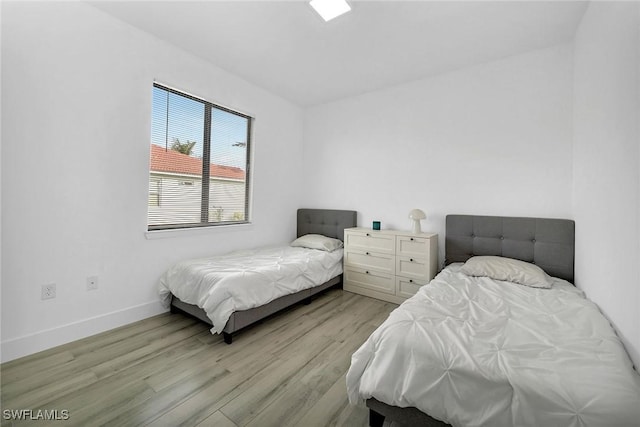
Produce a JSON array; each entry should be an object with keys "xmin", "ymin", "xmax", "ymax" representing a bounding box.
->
[{"xmin": 1, "ymin": 289, "xmax": 397, "ymax": 427}]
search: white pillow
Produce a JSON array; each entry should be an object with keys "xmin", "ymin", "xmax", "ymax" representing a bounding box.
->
[
  {"xmin": 290, "ymin": 234, "xmax": 343, "ymax": 252},
  {"xmin": 461, "ymin": 256, "xmax": 553, "ymax": 288}
]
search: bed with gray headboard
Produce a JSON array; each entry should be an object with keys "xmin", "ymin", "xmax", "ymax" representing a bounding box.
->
[
  {"xmin": 170, "ymin": 208, "xmax": 357, "ymax": 344},
  {"xmin": 347, "ymin": 215, "xmax": 640, "ymax": 427},
  {"xmin": 358, "ymin": 214, "xmax": 607, "ymax": 427},
  {"xmin": 355, "ymin": 215, "xmax": 640, "ymax": 426}
]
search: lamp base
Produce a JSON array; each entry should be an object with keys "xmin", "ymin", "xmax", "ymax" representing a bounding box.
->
[{"xmin": 411, "ymin": 220, "xmax": 422, "ymax": 234}]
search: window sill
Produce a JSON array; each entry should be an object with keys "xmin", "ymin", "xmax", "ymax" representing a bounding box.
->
[{"xmin": 145, "ymin": 222, "xmax": 253, "ymax": 240}]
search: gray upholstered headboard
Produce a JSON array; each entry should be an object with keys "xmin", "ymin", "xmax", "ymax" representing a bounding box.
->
[
  {"xmin": 297, "ymin": 209, "xmax": 357, "ymax": 241},
  {"xmin": 446, "ymin": 215, "xmax": 575, "ymax": 283}
]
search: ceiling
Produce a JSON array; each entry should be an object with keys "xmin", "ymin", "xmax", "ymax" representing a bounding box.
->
[{"xmin": 91, "ymin": 1, "xmax": 588, "ymax": 107}]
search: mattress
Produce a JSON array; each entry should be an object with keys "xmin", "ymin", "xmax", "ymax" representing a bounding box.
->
[
  {"xmin": 158, "ymin": 245, "xmax": 343, "ymax": 333},
  {"xmin": 346, "ymin": 264, "xmax": 640, "ymax": 427}
]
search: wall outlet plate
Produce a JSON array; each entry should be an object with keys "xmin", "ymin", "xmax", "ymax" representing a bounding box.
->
[
  {"xmin": 41, "ymin": 283, "xmax": 56, "ymax": 300},
  {"xmin": 87, "ymin": 276, "xmax": 99, "ymax": 291}
]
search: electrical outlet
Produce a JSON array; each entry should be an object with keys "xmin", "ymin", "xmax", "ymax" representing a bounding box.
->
[
  {"xmin": 41, "ymin": 283, "xmax": 56, "ymax": 300},
  {"xmin": 86, "ymin": 276, "xmax": 99, "ymax": 291}
]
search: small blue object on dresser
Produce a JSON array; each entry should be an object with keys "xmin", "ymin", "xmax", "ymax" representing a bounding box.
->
[{"xmin": 372, "ymin": 221, "xmax": 381, "ymax": 230}]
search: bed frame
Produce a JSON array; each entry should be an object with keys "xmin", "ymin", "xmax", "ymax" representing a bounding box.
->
[
  {"xmin": 366, "ymin": 214, "xmax": 575, "ymax": 427},
  {"xmin": 170, "ymin": 208, "xmax": 357, "ymax": 344}
]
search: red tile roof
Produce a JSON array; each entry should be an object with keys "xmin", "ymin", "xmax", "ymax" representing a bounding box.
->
[{"xmin": 150, "ymin": 144, "xmax": 245, "ymax": 180}]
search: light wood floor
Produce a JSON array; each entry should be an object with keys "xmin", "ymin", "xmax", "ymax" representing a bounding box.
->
[{"xmin": 1, "ymin": 289, "xmax": 396, "ymax": 427}]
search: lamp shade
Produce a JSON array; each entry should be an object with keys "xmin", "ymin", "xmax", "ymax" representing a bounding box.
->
[
  {"xmin": 409, "ymin": 209, "xmax": 426, "ymax": 220},
  {"xmin": 409, "ymin": 209, "xmax": 426, "ymax": 233}
]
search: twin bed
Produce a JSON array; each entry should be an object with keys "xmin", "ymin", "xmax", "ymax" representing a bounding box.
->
[
  {"xmin": 158, "ymin": 211, "xmax": 640, "ymax": 426},
  {"xmin": 347, "ymin": 215, "xmax": 640, "ymax": 426},
  {"xmin": 159, "ymin": 208, "xmax": 357, "ymax": 343}
]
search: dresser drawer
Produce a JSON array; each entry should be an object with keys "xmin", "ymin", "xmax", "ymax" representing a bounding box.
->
[
  {"xmin": 345, "ymin": 250, "xmax": 395, "ymax": 275},
  {"xmin": 396, "ymin": 276, "xmax": 429, "ymax": 299},
  {"xmin": 345, "ymin": 230, "xmax": 395, "ymax": 254},
  {"xmin": 396, "ymin": 235, "xmax": 431, "ymax": 258},
  {"xmin": 396, "ymin": 256, "xmax": 429, "ymax": 280},
  {"xmin": 344, "ymin": 267, "xmax": 395, "ymax": 295}
]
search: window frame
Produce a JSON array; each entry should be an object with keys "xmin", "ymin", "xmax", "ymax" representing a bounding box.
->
[
  {"xmin": 148, "ymin": 83, "xmax": 253, "ymax": 231},
  {"xmin": 148, "ymin": 177, "xmax": 161, "ymax": 207}
]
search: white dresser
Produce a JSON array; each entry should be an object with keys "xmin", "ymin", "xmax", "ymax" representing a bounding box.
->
[{"xmin": 343, "ymin": 227, "xmax": 438, "ymax": 304}]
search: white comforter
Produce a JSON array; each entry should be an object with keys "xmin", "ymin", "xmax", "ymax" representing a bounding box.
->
[
  {"xmin": 347, "ymin": 264, "xmax": 640, "ymax": 427},
  {"xmin": 159, "ymin": 245, "xmax": 343, "ymax": 333}
]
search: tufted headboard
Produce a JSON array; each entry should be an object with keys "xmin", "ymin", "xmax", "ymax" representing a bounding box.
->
[
  {"xmin": 297, "ymin": 209, "xmax": 357, "ymax": 241},
  {"xmin": 445, "ymin": 215, "xmax": 575, "ymax": 283}
]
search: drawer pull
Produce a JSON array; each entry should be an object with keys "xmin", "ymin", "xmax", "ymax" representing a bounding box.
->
[
  {"xmin": 365, "ymin": 271, "xmax": 369, "ymax": 274},
  {"xmin": 409, "ymin": 279, "xmax": 413, "ymax": 283},
  {"xmin": 366, "ymin": 233, "xmax": 370, "ymax": 237},
  {"xmin": 410, "ymin": 237, "xmax": 414, "ymax": 241},
  {"xmin": 410, "ymin": 258, "xmax": 414, "ymax": 262},
  {"xmin": 366, "ymin": 252, "xmax": 370, "ymax": 255}
]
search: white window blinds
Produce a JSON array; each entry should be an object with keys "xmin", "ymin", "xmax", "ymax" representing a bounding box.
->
[{"xmin": 148, "ymin": 83, "xmax": 251, "ymax": 230}]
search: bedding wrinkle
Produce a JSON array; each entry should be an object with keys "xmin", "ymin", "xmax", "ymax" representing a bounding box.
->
[
  {"xmin": 159, "ymin": 246, "xmax": 343, "ymax": 334},
  {"xmin": 346, "ymin": 264, "xmax": 640, "ymax": 426}
]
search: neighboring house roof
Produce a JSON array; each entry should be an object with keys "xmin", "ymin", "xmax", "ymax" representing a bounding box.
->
[{"xmin": 150, "ymin": 144, "xmax": 245, "ymax": 180}]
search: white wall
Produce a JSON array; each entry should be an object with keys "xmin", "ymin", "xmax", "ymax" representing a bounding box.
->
[
  {"xmin": 572, "ymin": 2, "xmax": 640, "ymax": 368},
  {"xmin": 0, "ymin": 2, "xmax": 304, "ymax": 361},
  {"xmin": 303, "ymin": 44, "xmax": 574, "ymax": 265}
]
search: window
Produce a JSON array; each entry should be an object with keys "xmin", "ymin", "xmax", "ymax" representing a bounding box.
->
[
  {"xmin": 148, "ymin": 83, "xmax": 252, "ymax": 230},
  {"xmin": 148, "ymin": 177, "xmax": 161, "ymax": 207}
]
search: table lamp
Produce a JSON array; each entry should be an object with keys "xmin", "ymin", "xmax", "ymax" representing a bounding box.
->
[{"xmin": 409, "ymin": 209, "xmax": 426, "ymax": 234}]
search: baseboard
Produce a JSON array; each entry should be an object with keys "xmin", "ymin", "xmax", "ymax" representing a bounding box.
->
[{"xmin": 0, "ymin": 301, "xmax": 167, "ymax": 363}]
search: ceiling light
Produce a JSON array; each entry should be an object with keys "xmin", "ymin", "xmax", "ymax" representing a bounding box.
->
[{"xmin": 310, "ymin": 0, "xmax": 351, "ymax": 22}]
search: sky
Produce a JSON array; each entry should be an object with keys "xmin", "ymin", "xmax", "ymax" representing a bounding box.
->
[{"xmin": 150, "ymin": 85, "xmax": 249, "ymax": 169}]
